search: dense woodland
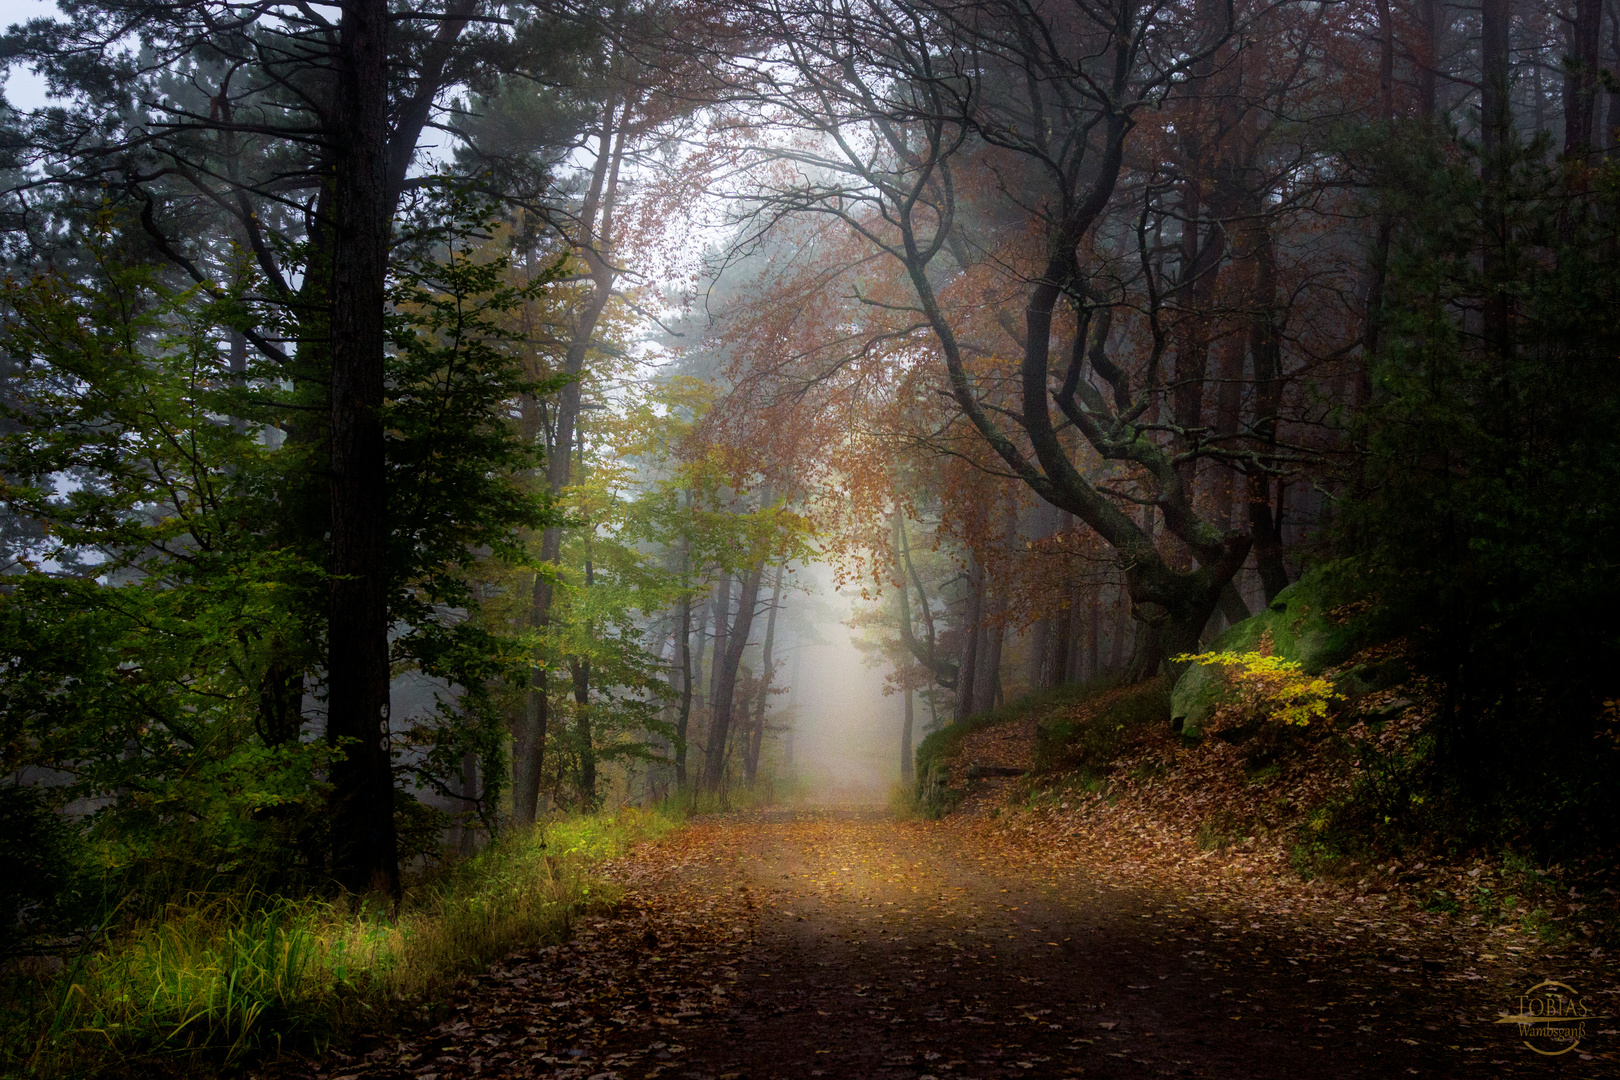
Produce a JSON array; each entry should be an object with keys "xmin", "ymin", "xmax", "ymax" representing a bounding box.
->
[{"xmin": 0, "ymin": 0, "xmax": 1618, "ymax": 1073}]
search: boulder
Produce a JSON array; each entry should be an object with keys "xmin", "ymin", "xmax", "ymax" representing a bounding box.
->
[{"xmin": 1171, "ymin": 561, "xmax": 1375, "ymax": 736}]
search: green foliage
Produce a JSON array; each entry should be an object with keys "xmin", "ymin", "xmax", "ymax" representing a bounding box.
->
[
  {"xmin": 0, "ymin": 219, "xmax": 334, "ymax": 902},
  {"xmin": 0, "ymin": 186, "xmax": 570, "ymax": 923},
  {"xmin": 1347, "ymin": 128, "xmax": 1620, "ymax": 820},
  {"xmin": 383, "ymin": 185, "xmax": 570, "ymax": 825},
  {"xmin": 0, "ymin": 809, "xmax": 673, "ymax": 1079},
  {"xmin": 0, "ymin": 785, "xmax": 90, "ymax": 958}
]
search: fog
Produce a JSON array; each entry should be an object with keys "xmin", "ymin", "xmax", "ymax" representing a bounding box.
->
[{"xmin": 774, "ymin": 561, "xmax": 908, "ymax": 807}]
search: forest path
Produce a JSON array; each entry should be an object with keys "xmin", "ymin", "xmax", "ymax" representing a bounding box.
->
[{"xmin": 285, "ymin": 809, "xmax": 1604, "ymax": 1080}]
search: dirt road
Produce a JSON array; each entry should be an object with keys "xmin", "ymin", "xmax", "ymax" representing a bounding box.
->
[{"xmin": 292, "ymin": 808, "xmax": 1609, "ymax": 1079}]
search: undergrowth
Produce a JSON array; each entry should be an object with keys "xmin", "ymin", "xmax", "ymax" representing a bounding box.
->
[
  {"xmin": 909, "ymin": 677, "xmax": 1166, "ymax": 819},
  {"xmin": 0, "ymin": 808, "xmax": 673, "ymax": 1080},
  {"xmin": 1030, "ymin": 676, "xmax": 1172, "ymax": 778},
  {"xmin": 658, "ymin": 772, "xmax": 808, "ymax": 818}
]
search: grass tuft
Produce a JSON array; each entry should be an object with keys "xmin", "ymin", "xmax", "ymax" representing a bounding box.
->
[{"xmin": 1, "ymin": 807, "xmax": 672, "ymax": 1079}]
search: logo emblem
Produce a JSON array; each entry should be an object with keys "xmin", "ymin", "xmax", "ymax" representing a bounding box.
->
[{"xmin": 1495, "ymin": 980, "xmax": 1594, "ymax": 1056}]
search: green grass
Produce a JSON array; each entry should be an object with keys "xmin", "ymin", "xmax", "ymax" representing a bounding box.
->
[{"xmin": 1, "ymin": 807, "xmax": 674, "ymax": 1080}]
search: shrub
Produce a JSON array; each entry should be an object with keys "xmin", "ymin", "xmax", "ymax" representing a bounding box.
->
[{"xmin": 1173, "ymin": 651, "xmax": 1342, "ymax": 728}]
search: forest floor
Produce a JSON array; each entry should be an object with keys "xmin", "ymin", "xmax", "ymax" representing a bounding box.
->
[{"xmin": 259, "ymin": 802, "xmax": 1618, "ymax": 1080}]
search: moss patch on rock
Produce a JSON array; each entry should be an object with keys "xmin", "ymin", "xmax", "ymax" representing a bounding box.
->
[{"xmin": 1171, "ymin": 560, "xmax": 1377, "ymax": 736}]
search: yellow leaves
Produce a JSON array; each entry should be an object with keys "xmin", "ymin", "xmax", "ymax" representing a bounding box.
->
[{"xmin": 1173, "ymin": 651, "xmax": 1342, "ymax": 727}]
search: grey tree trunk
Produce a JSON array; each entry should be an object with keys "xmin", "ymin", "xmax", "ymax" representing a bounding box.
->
[
  {"xmin": 783, "ymin": 647, "xmax": 802, "ymax": 767},
  {"xmin": 708, "ymin": 573, "xmax": 732, "ymax": 717},
  {"xmin": 572, "ymin": 656, "xmax": 594, "ymax": 807},
  {"xmin": 703, "ymin": 560, "xmax": 766, "ymax": 792},
  {"xmin": 901, "ymin": 687, "xmax": 915, "ymax": 784},
  {"xmin": 1027, "ymin": 618, "xmax": 1049, "ymax": 690},
  {"xmin": 954, "ymin": 557, "xmax": 983, "ymax": 719},
  {"xmin": 1083, "ymin": 590, "xmax": 1100, "ymax": 683},
  {"xmin": 746, "ymin": 565, "xmax": 785, "ymax": 785},
  {"xmin": 675, "ymin": 537, "xmax": 694, "ymax": 790},
  {"xmin": 1109, "ymin": 582, "xmax": 1131, "ymax": 672},
  {"xmin": 978, "ymin": 606, "xmax": 1003, "ymax": 712}
]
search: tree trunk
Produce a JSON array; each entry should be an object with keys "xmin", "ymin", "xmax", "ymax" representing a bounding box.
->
[
  {"xmin": 783, "ymin": 647, "xmax": 801, "ymax": 767},
  {"xmin": 703, "ymin": 560, "xmax": 766, "ymax": 791},
  {"xmin": 511, "ymin": 94, "xmax": 627, "ymax": 826},
  {"xmin": 1027, "ymin": 619, "xmax": 1049, "ymax": 690},
  {"xmin": 457, "ymin": 751, "xmax": 478, "ymax": 857},
  {"xmin": 896, "ymin": 514, "xmax": 956, "ymax": 688},
  {"xmin": 257, "ymin": 650, "xmax": 304, "ymax": 748},
  {"xmin": 954, "ymin": 557, "xmax": 983, "ymax": 719},
  {"xmin": 1481, "ymin": 0, "xmax": 1511, "ymax": 164},
  {"xmin": 1065, "ymin": 580, "xmax": 1085, "ymax": 684},
  {"xmin": 326, "ymin": 0, "xmax": 398, "ymax": 898},
  {"xmin": 1376, "ymin": 0, "xmax": 1395, "ymax": 121},
  {"xmin": 708, "ymin": 573, "xmax": 732, "ymax": 718},
  {"xmin": 1042, "ymin": 602, "xmax": 1068, "ymax": 690},
  {"xmin": 746, "ymin": 565, "xmax": 784, "ymax": 785},
  {"xmin": 1480, "ymin": 0, "xmax": 1512, "ymax": 387},
  {"xmin": 691, "ymin": 597, "xmax": 710, "ymax": 712},
  {"xmin": 978, "ymin": 612, "xmax": 1003, "ymax": 713},
  {"xmin": 1245, "ymin": 197, "xmax": 1292, "ymax": 603},
  {"xmin": 1083, "ymin": 590, "xmax": 1100, "ymax": 682},
  {"xmin": 901, "ymin": 687, "xmax": 915, "ymax": 784},
  {"xmin": 1566, "ymin": 0, "xmax": 1603, "ymax": 155},
  {"xmin": 675, "ymin": 544, "xmax": 694, "ymax": 791},
  {"xmin": 1418, "ymin": 0, "xmax": 1438, "ymax": 119},
  {"xmin": 572, "ymin": 657, "xmax": 594, "ymax": 807},
  {"xmin": 1109, "ymin": 582, "xmax": 1130, "ymax": 672}
]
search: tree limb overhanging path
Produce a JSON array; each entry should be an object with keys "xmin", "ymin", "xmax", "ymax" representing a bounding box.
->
[{"xmin": 265, "ymin": 809, "xmax": 1613, "ymax": 1079}]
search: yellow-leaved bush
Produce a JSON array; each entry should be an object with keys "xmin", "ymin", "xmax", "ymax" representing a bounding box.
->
[{"xmin": 1174, "ymin": 651, "xmax": 1342, "ymax": 727}]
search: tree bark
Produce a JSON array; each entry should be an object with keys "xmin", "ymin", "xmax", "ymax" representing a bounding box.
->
[
  {"xmin": 702, "ymin": 559, "xmax": 766, "ymax": 792},
  {"xmin": 896, "ymin": 513, "xmax": 957, "ymax": 687},
  {"xmin": 746, "ymin": 564, "xmax": 785, "ymax": 785},
  {"xmin": 1418, "ymin": 0, "xmax": 1439, "ymax": 119},
  {"xmin": 708, "ymin": 573, "xmax": 732, "ymax": 714},
  {"xmin": 1481, "ymin": 0, "xmax": 1511, "ymax": 164},
  {"xmin": 1480, "ymin": 0, "xmax": 1511, "ymax": 360},
  {"xmin": 1109, "ymin": 581, "xmax": 1131, "ymax": 672},
  {"xmin": 1245, "ymin": 197, "xmax": 1291, "ymax": 603},
  {"xmin": 978, "ymin": 609, "xmax": 1003, "ymax": 713},
  {"xmin": 954, "ymin": 557, "xmax": 983, "ymax": 719},
  {"xmin": 1566, "ymin": 0, "xmax": 1603, "ymax": 155},
  {"xmin": 691, "ymin": 597, "xmax": 710, "ymax": 712},
  {"xmin": 1083, "ymin": 589, "xmax": 1101, "ymax": 682},
  {"xmin": 901, "ymin": 685, "xmax": 915, "ymax": 784},
  {"xmin": 572, "ymin": 656, "xmax": 594, "ymax": 806},
  {"xmin": 326, "ymin": 0, "xmax": 398, "ymax": 898},
  {"xmin": 675, "ymin": 538, "xmax": 694, "ymax": 791}
]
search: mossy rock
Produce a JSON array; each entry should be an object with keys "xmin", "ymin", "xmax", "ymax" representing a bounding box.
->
[{"xmin": 1171, "ymin": 561, "xmax": 1375, "ymax": 737}]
